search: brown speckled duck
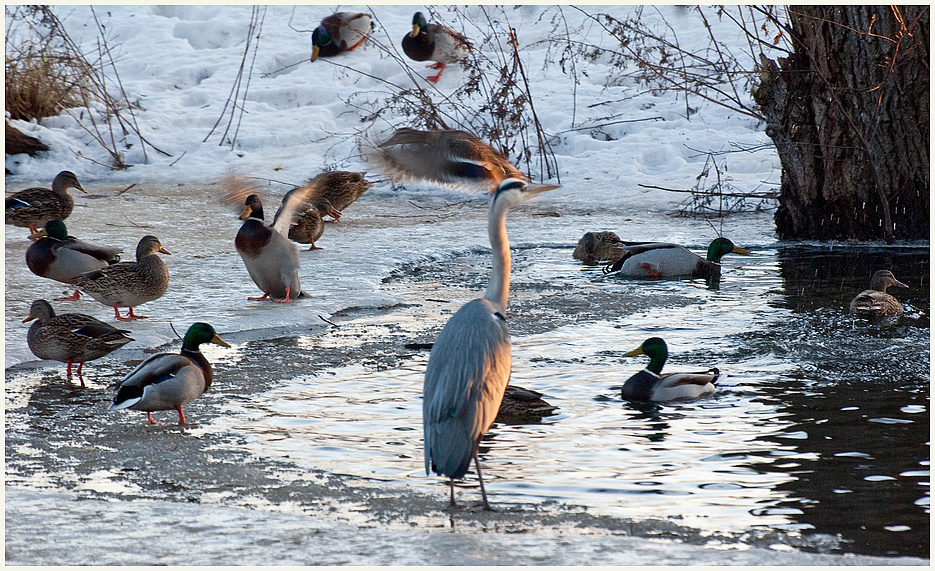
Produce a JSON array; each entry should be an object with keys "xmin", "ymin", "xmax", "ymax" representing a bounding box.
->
[
  {"xmin": 109, "ymin": 322, "xmax": 229, "ymax": 425},
  {"xmin": 495, "ymin": 385, "xmax": 559, "ymax": 425},
  {"xmin": 369, "ymin": 127, "xmax": 525, "ymax": 192},
  {"xmin": 6, "ymin": 171, "xmax": 85, "ymax": 234},
  {"xmin": 74, "ymin": 235, "xmax": 171, "ymax": 321},
  {"xmin": 306, "ymin": 171, "xmax": 373, "ymax": 219},
  {"xmin": 310, "ymin": 12, "xmax": 373, "ymax": 61},
  {"xmin": 24, "ymin": 299, "xmax": 133, "ymax": 380},
  {"xmin": 26, "ymin": 219, "xmax": 122, "ymax": 301},
  {"xmin": 573, "ymin": 231, "xmax": 628, "ymax": 265},
  {"xmin": 288, "ymin": 197, "xmax": 337, "ymax": 250},
  {"xmin": 849, "ymin": 270, "xmax": 908, "ymax": 317},
  {"xmin": 402, "ymin": 11, "xmax": 471, "ymax": 83}
]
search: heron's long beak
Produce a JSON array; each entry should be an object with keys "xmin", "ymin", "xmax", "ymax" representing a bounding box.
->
[{"xmin": 525, "ymin": 183, "xmax": 561, "ymax": 196}]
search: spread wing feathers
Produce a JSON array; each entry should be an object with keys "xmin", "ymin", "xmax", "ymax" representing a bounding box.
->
[
  {"xmin": 423, "ymin": 298, "xmax": 511, "ymax": 478},
  {"xmin": 109, "ymin": 354, "xmax": 194, "ymax": 409},
  {"xmin": 270, "ymin": 183, "xmax": 324, "ymax": 236},
  {"xmin": 366, "ymin": 128, "xmax": 524, "ymax": 192},
  {"xmin": 219, "ymin": 173, "xmax": 324, "ymax": 235}
]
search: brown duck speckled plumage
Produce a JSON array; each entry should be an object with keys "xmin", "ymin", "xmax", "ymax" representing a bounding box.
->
[
  {"xmin": 6, "ymin": 171, "xmax": 86, "ymax": 233},
  {"xmin": 74, "ymin": 235, "xmax": 171, "ymax": 321},
  {"xmin": 24, "ymin": 299, "xmax": 133, "ymax": 380}
]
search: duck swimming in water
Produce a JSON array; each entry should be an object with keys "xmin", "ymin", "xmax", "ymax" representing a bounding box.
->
[
  {"xmin": 849, "ymin": 269, "xmax": 908, "ymax": 318},
  {"xmin": 621, "ymin": 337, "xmax": 718, "ymax": 402},
  {"xmin": 603, "ymin": 237, "xmax": 749, "ymax": 280}
]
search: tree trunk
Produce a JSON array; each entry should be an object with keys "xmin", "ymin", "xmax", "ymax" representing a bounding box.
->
[{"xmin": 753, "ymin": 6, "xmax": 929, "ymax": 243}]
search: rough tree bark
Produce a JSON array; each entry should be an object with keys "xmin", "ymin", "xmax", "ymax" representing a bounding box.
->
[{"xmin": 753, "ymin": 6, "xmax": 929, "ymax": 243}]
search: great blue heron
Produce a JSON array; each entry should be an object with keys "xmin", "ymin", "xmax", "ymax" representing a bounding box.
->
[
  {"xmin": 849, "ymin": 269, "xmax": 908, "ymax": 317},
  {"xmin": 423, "ymin": 177, "xmax": 558, "ymax": 510}
]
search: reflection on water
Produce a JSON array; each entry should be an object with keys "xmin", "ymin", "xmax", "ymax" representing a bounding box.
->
[{"xmin": 211, "ymin": 243, "xmax": 928, "ymax": 558}]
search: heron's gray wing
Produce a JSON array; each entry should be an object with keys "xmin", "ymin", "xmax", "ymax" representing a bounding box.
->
[{"xmin": 423, "ymin": 298, "xmax": 511, "ymax": 478}]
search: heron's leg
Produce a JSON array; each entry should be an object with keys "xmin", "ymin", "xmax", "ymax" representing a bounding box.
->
[
  {"xmin": 449, "ymin": 478, "xmax": 456, "ymax": 507},
  {"xmin": 473, "ymin": 451, "xmax": 494, "ymax": 511}
]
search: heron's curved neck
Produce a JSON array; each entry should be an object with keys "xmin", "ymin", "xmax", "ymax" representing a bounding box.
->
[{"xmin": 483, "ymin": 197, "xmax": 511, "ymax": 311}]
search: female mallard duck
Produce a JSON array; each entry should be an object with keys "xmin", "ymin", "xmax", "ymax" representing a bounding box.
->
[
  {"xmin": 109, "ymin": 322, "xmax": 229, "ymax": 425},
  {"xmin": 573, "ymin": 231, "xmax": 628, "ymax": 266},
  {"xmin": 622, "ymin": 337, "xmax": 718, "ymax": 402},
  {"xmin": 74, "ymin": 235, "xmax": 171, "ymax": 321},
  {"xmin": 6, "ymin": 171, "xmax": 86, "ymax": 234},
  {"xmin": 370, "ymin": 127, "xmax": 525, "ymax": 192},
  {"xmin": 304, "ymin": 171, "xmax": 373, "ymax": 220},
  {"xmin": 26, "ymin": 219, "xmax": 122, "ymax": 301},
  {"xmin": 288, "ymin": 197, "xmax": 336, "ymax": 250},
  {"xmin": 849, "ymin": 269, "xmax": 908, "ymax": 317},
  {"xmin": 402, "ymin": 11, "xmax": 471, "ymax": 83},
  {"xmin": 310, "ymin": 12, "xmax": 373, "ymax": 61},
  {"xmin": 495, "ymin": 385, "xmax": 559, "ymax": 425},
  {"xmin": 24, "ymin": 299, "xmax": 133, "ymax": 380},
  {"xmin": 603, "ymin": 237, "xmax": 749, "ymax": 280}
]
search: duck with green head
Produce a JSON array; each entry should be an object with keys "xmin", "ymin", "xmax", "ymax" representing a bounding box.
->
[
  {"xmin": 6, "ymin": 171, "xmax": 86, "ymax": 235},
  {"xmin": 26, "ymin": 219, "xmax": 122, "ymax": 301},
  {"xmin": 401, "ymin": 11, "xmax": 471, "ymax": 83},
  {"xmin": 622, "ymin": 337, "xmax": 719, "ymax": 401},
  {"xmin": 109, "ymin": 322, "xmax": 230, "ymax": 425},
  {"xmin": 310, "ymin": 12, "xmax": 373, "ymax": 61},
  {"xmin": 24, "ymin": 299, "xmax": 133, "ymax": 382},
  {"xmin": 604, "ymin": 237, "xmax": 749, "ymax": 280}
]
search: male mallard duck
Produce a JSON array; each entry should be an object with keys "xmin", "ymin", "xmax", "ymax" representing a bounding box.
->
[
  {"xmin": 603, "ymin": 237, "xmax": 749, "ymax": 280},
  {"xmin": 109, "ymin": 322, "xmax": 229, "ymax": 425},
  {"xmin": 24, "ymin": 299, "xmax": 133, "ymax": 380},
  {"xmin": 495, "ymin": 385, "xmax": 559, "ymax": 425},
  {"xmin": 304, "ymin": 171, "xmax": 374, "ymax": 220},
  {"xmin": 230, "ymin": 175, "xmax": 321, "ymax": 302},
  {"xmin": 74, "ymin": 235, "xmax": 171, "ymax": 321},
  {"xmin": 573, "ymin": 231, "xmax": 628, "ymax": 266},
  {"xmin": 849, "ymin": 269, "xmax": 908, "ymax": 317},
  {"xmin": 622, "ymin": 337, "xmax": 718, "ymax": 402},
  {"xmin": 402, "ymin": 11, "xmax": 471, "ymax": 83},
  {"xmin": 26, "ymin": 219, "xmax": 122, "ymax": 301},
  {"xmin": 310, "ymin": 12, "xmax": 373, "ymax": 61},
  {"xmin": 288, "ymin": 197, "xmax": 336, "ymax": 250},
  {"xmin": 6, "ymin": 171, "xmax": 86, "ymax": 234},
  {"xmin": 370, "ymin": 127, "xmax": 524, "ymax": 192}
]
